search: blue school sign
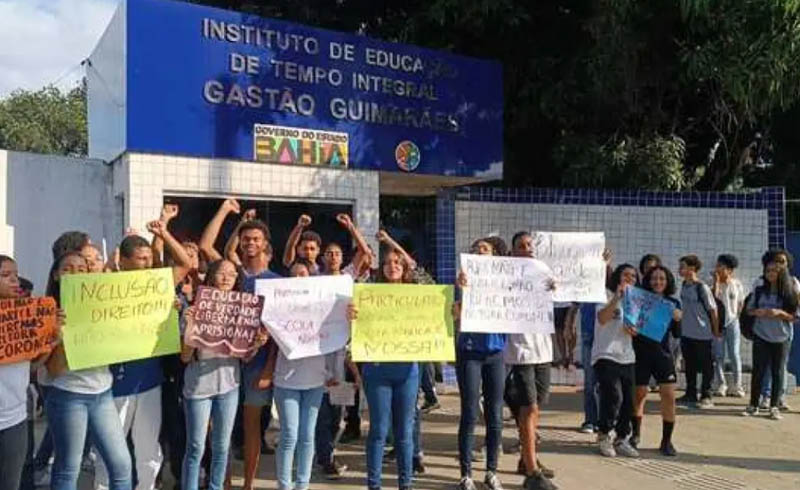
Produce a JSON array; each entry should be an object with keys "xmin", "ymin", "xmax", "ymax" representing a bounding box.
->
[{"xmin": 88, "ymin": 0, "xmax": 503, "ymax": 178}]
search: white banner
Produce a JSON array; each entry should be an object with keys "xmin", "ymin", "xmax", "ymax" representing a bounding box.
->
[
  {"xmin": 255, "ymin": 275, "xmax": 353, "ymax": 360},
  {"xmin": 459, "ymin": 254, "xmax": 554, "ymax": 334},
  {"xmin": 532, "ymin": 232, "xmax": 607, "ymax": 303}
]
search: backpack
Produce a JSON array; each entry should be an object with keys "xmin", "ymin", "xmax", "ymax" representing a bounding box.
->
[
  {"xmin": 739, "ymin": 289, "xmax": 761, "ymax": 342},
  {"xmin": 697, "ymin": 283, "xmax": 727, "ymax": 334}
]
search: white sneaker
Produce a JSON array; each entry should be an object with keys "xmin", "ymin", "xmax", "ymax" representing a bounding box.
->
[
  {"xmin": 778, "ymin": 399, "xmax": 791, "ymax": 412},
  {"xmin": 713, "ymin": 385, "xmax": 727, "ymax": 397},
  {"xmin": 728, "ymin": 387, "xmax": 746, "ymax": 398},
  {"xmin": 613, "ymin": 439, "xmax": 640, "ymax": 458},
  {"xmin": 770, "ymin": 407, "xmax": 783, "ymax": 420},
  {"xmin": 758, "ymin": 396, "xmax": 770, "ymax": 410},
  {"xmin": 598, "ymin": 433, "xmax": 616, "ymax": 457},
  {"xmin": 742, "ymin": 405, "xmax": 759, "ymax": 417}
]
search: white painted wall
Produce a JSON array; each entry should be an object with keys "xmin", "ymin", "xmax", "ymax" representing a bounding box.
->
[
  {"xmin": 1, "ymin": 150, "xmax": 115, "ymax": 293},
  {"xmin": 455, "ymin": 201, "xmax": 768, "ymax": 291}
]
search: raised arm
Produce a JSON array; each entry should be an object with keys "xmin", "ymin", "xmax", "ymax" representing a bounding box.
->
[
  {"xmin": 151, "ymin": 204, "xmax": 179, "ymax": 268},
  {"xmin": 223, "ymin": 209, "xmax": 256, "ymax": 267},
  {"xmin": 199, "ymin": 199, "xmax": 240, "ymax": 263},
  {"xmin": 336, "ymin": 213, "xmax": 371, "ymax": 266},
  {"xmin": 376, "ymin": 229, "xmax": 417, "ymax": 270},
  {"xmin": 597, "ymin": 285, "xmax": 624, "ymax": 325},
  {"xmin": 283, "ymin": 214, "xmax": 311, "ymax": 267},
  {"xmin": 148, "ymin": 220, "xmax": 193, "ymax": 285}
]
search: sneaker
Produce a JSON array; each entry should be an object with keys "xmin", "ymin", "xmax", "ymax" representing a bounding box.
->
[
  {"xmin": 659, "ymin": 440, "xmax": 677, "ymax": 457},
  {"xmin": 536, "ymin": 459, "xmax": 555, "ymax": 479},
  {"xmin": 471, "ymin": 448, "xmax": 485, "ymax": 462},
  {"xmin": 420, "ymin": 400, "xmax": 441, "ymax": 413},
  {"xmin": 742, "ymin": 405, "xmax": 759, "ymax": 417},
  {"xmin": 484, "ymin": 471, "xmax": 505, "ymax": 490},
  {"xmin": 758, "ymin": 396, "xmax": 770, "ymax": 410},
  {"xmin": 613, "ymin": 439, "xmax": 640, "ymax": 458},
  {"xmin": 778, "ymin": 399, "xmax": 791, "ymax": 412},
  {"xmin": 598, "ymin": 433, "xmax": 616, "ymax": 457},
  {"xmin": 413, "ymin": 457, "xmax": 425, "ymax": 475},
  {"xmin": 383, "ymin": 447, "xmax": 396, "ymax": 461},
  {"xmin": 728, "ymin": 387, "xmax": 746, "ymax": 398},
  {"xmin": 33, "ymin": 467, "xmax": 51, "ymax": 487},
  {"xmin": 769, "ymin": 407, "xmax": 783, "ymax": 420},
  {"xmin": 523, "ymin": 471, "xmax": 558, "ymax": 490},
  {"xmin": 713, "ymin": 385, "xmax": 727, "ymax": 397},
  {"xmin": 458, "ymin": 477, "xmax": 478, "ymax": 490},
  {"xmin": 578, "ymin": 422, "xmax": 595, "ymax": 434},
  {"xmin": 629, "ymin": 434, "xmax": 640, "ymax": 449},
  {"xmin": 676, "ymin": 394, "xmax": 697, "ymax": 407},
  {"xmin": 698, "ymin": 397, "xmax": 714, "ymax": 409},
  {"xmin": 321, "ymin": 459, "xmax": 347, "ymax": 479}
]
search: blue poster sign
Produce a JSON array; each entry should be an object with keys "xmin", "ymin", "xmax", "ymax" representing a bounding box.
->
[
  {"xmin": 108, "ymin": 0, "xmax": 503, "ymax": 176},
  {"xmin": 623, "ymin": 287, "xmax": 676, "ymax": 343}
]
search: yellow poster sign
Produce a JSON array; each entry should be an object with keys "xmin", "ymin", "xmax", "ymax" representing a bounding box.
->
[
  {"xmin": 351, "ymin": 284, "xmax": 455, "ymax": 362},
  {"xmin": 60, "ymin": 268, "xmax": 180, "ymax": 370}
]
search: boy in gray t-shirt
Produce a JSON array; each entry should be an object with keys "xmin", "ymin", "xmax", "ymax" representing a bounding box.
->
[{"xmin": 677, "ymin": 255, "xmax": 720, "ymax": 408}]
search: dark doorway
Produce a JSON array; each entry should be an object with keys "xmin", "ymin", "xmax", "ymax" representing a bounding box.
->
[{"xmin": 164, "ymin": 196, "xmax": 353, "ymax": 276}]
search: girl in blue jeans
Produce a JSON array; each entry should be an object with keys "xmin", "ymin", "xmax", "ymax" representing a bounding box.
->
[
  {"xmin": 42, "ymin": 252, "xmax": 132, "ymax": 490},
  {"xmin": 180, "ymin": 259, "xmax": 266, "ymax": 490},
  {"xmin": 261, "ymin": 262, "xmax": 352, "ymax": 490},
  {"xmin": 453, "ymin": 238, "xmax": 506, "ymax": 490},
  {"xmin": 362, "ymin": 250, "xmax": 421, "ymax": 490}
]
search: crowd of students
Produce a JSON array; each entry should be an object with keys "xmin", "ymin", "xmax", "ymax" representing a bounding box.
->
[{"xmin": 0, "ymin": 198, "xmax": 797, "ymax": 490}]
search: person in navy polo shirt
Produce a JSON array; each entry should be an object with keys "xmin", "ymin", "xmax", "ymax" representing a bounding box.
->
[{"xmin": 95, "ymin": 221, "xmax": 194, "ymax": 490}]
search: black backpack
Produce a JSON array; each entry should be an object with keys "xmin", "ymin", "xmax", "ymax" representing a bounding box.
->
[{"xmin": 739, "ymin": 289, "xmax": 760, "ymax": 341}]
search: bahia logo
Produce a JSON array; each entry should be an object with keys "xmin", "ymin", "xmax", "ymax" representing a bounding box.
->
[{"xmin": 395, "ymin": 140, "xmax": 421, "ymax": 172}]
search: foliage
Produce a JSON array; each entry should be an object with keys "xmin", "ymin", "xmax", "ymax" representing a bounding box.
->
[{"xmin": 0, "ymin": 82, "xmax": 87, "ymax": 157}]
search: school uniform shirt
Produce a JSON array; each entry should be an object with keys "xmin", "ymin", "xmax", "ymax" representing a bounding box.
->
[
  {"xmin": 272, "ymin": 350, "xmax": 339, "ymax": 391},
  {"xmin": 591, "ymin": 290, "xmax": 635, "ymax": 365},
  {"xmin": 242, "ymin": 269, "xmax": 282, "ymax": 376},
  {"xmin": 504, "ymin": 333, "xmax": 553, "ymax": 366},
  {"xmin": 183, "ymin": 349, "xmax": 240, "ymax": 400},
  {"xmin": 0, "ymin": 361, "xmax": 29, "ymax": 430},
  {"xmin": 42, "ymin": 366, "xmax": 113, "ymax": 395},
  {"xmin": 679, "ymin": 281, "xmax": 717, "ymax": 341},
  {"xmin": 111, "ymin": 358, "xmax": 164, "ymax": 397},
  {"xmin": 748, "ymin": 292, "xmax": 794, "ymax": 343},
  {"xmin": 716, "ymin": 279, "xmax": 745, "ymax": 327}
]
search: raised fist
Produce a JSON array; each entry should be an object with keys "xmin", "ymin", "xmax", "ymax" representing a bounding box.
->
[
  {"xmin": 242, "ymin": 209, "xmax": 257, "ymax": 221},
  {"xmin": 161, "ymin": 204, "xmax": 179, "ymax": 222},
  {"xmin": 298, "ymin": 214, "xmax": 312, "ymax": 227},
  {"xmin": 336, "ymin": 213, "xmax": 353, "ymax": 228},
  {"xmin": 146, "ymin": 220, "xmax": 165, "ymax": 237},
  {"xmin": 222, "ymin": 199, "xmax": 241, "ymax": 214},
  {"xmin": 376, "ymin": 229, "xmax": 390, "ymax": 243}
]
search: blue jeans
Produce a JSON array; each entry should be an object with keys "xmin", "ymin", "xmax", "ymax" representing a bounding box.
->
[
  {"xmin": 456, "ymin": 350, "xmax": 504, "ymax": 477},
  {"xmin": 580, "ymin": 303, "xmax": 599, "ymax": 426},
  {"xmin": 363, "ymin": 362, "xmax": 419, "ymax": 489},
  {"xmin": 274, "ymin": 386, "xmax": 325, "ymax": 490},
  {"xmin": 181, "ymin": 389, "xmax": 238, "ymax": 490},
  {"xmin": 314, "ymin": 393, "xmax": 343, "ymax": 467},
  {"xmin": 713, "ymin": 320, "xmax": 742, "ymax": 390},
  {"xmin": 761, "ymin": 326, "xmax": 794, "ymax": 398},
  {"xmin": 46, "ymin": 387, "xmax": 131, "ymax": 490}
]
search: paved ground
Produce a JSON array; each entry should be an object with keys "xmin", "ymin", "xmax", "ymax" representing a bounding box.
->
[
  {"xmin": 228, "ymin": 387, "xmax": 800, "ymax": 490},
  {"xmin": 51, "ymin": 385, "xmax": 800, "ymax": 490}
]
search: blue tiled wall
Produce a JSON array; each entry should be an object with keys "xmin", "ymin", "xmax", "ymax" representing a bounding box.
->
[{"xmin": 434, "ymin": 186, "xmax": 786, "ymax": 284}]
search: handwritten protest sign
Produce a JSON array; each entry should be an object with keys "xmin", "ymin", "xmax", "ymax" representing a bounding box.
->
[
  {"xmin": 623, "ymin": 287, "xmax": 676, "ymax": 342},
  {"xmin": 187, "ymin": 286, "xmax": 266, "ymax": 357},
  {"xmin": 351, "ymin": 284, "xmax": 455, "ymax": 362},
  {"xmin": 256, "ymin": 275, "xmax": 353, "ymax": 360},
  {"xmin": 0, "ymin": 297, "xmax": 58, "ymax": 364},
  {"xmin": 459, "ymin": 254, "xmax": 555, "ymax": 334},
  {"xmin": 60, "ymin": 268, "xmax": 179, "ymax": 370},
  {"xmin": 532, "ymin": 232, "xmax": 606, "ymax": 303}
]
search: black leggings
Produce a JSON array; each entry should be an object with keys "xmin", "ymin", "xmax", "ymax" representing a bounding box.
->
[
  {"xmin": 749, "ymin": 336, "xmax": 788, "ymax": 408},
  {"xmin": 594, "ymin": 360, "xmax": 635, "ymax": 438},
  {"xmin": 681, "ymin": 338, "xmax": 713, "ymax": 400}
]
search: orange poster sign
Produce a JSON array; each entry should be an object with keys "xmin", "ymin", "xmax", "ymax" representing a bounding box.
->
[{"xmin": 0, "ymin": 297, "xmax": 58, "ymax": 364}]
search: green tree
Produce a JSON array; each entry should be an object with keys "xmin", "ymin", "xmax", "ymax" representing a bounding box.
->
[{"xmin": 0, "ymin": 82, "xmax": 87, "ymax": 157}]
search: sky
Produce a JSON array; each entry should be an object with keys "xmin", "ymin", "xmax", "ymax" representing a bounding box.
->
[{"xmin": 0, "ymin": 0, "xmax": 119, "ymax": 97}]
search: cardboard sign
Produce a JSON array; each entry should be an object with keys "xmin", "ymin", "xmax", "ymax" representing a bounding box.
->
[
  {"xmin": 60, "ymin": 268, "xmax": 180, "ymax": 370},
  {"xmin": 351, "ymin": 284, "xmax": 455, "ymax": 362},
  {"xmin": 532, "ymin": 232, "xmax": 607, "ymax": 303},
  {"xmin": 256, "ymin": 275, "xmax": 353, "ymax": 360},
  {"xmin": 187, "ymin": 286, "xmax": 266, "ymax": 357},
  {"xmin": 0, "ymin": 297, "xmax": 58, "ymax": 364},
  {"xmin": 459, "ymin": 254, "xmax": 555, "ymax": 334},
  {"xmin": 623, "ymin": 287, "xmax": 676, "ymax": 342}
]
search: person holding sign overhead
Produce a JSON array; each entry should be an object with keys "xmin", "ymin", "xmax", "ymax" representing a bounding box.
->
[
  {"xmin": 94, "ymin": 222, "xmax": 194, "ymax": 490},
  {"xmin": 453, "ymin": 238, "xmax": 507, "ymax": 490},
  {"xmin": 504, "ymin": 232, "xmax": 558, "ymax": 490},
  {"xmin": 593, "ymin": 264, "xmax": 640, "ymax": 459},
  {"xmin": 630, "ymin": 265, "xmax": 682, "ymax": 456},
  {"xmin": 41, "ymin": 251, "xmax": 133, "ymax": 490}
]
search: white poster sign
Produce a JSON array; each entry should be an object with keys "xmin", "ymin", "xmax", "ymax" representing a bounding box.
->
[
  {"xmin": 459, "ymin": 254, "xmax": 554, "ymax": 334},
  {"xmin": 255, "ymin": 275, "xmax": 353, "ymax": 360},
  {"xmin": 532, "ymin": 232, "xmax": 607, "ymax": 303}
]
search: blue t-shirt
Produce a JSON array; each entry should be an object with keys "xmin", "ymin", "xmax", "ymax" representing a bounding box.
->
[
  {"xmin": 111, "ymin": 358, "xmax": 164, "ymax": 397},
  {"xmin": 242, "ymin": 269, "xmax": 282, "ymax": 374}
]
